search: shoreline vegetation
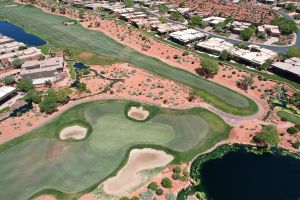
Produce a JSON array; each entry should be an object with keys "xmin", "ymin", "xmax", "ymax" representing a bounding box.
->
[
  {"xmin": 178, "ymin": 144, "xmax": 300, "ymax": 199},
  {"xmin": 0, "ymin": 0, "xmax": 259, "ymax": 116}
]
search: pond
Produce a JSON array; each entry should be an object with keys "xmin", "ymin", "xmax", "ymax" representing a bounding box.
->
[
  {"xmin": 73, "ymin": 62, "xmax": 88, "ymax": 71},
  {"xmin": 200, "ymin": 149, "xmax": 300, "ymax": 200},
  {"xmin": 0, "ymin": 20, "xmax": 46, "ymax": 46}
]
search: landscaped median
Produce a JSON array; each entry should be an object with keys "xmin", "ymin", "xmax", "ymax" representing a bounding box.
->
[
  {"xmin": 0, "ymin": 0, "xmax": 258, "ymax": 116},
  {"xmin": 0, "ymin": 100, "xmax": 231, "ymax": 200}
]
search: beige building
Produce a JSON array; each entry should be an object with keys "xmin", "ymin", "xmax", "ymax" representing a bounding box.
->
[
  {"xmin": 20, "ymin": 57, "xmax": 64, "ymax": 85},
  {"xmin": 0, "ymin": 47, "xmax": 42, "ymax": 67}
]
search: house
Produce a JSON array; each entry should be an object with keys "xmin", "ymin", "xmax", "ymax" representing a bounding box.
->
[
  {"xmin": 271, "ymin": 57, "xmax": 300, "ymax": 78},
  {"xmin": 197, "ymin": 38, "xmax": 277, "ymax": 67},
  {"xmin": 0, "ymin": 35, "xmax": 14, "ymax": 45},
  {"xmin": 169, "ymin": 29, "xmax": 207, "ymax": 45},
  {"xmin": 20, "ymin": 57, "xmax": 64, "ymax": 85},
  {"xmin": 152, "ymin": 23, "xmax": 187, "ymax": 35},
  {"xmin": 0, "ymin": 41, "xmax": 25, "ymax": 55},
  {"xmin": 131, "ymin": 17, "xmax": 161, "ymax": 29},
  {"xmin": 0, "ymin": 86, "xmax": 17, "ymax": 103},
  {"xmin": 227, "ymin": 21, "xmax": 251, "ymax": 33},
  {"xmin": 203, "ymin": 16, "xmax": 226, "ymax": 26},
  {"xmin": 0, "ymin": 47, "xmax": 42, "ymax": 67},
  {"xmin": 263, "ymin": 25, "xmax": 280, "ymax": 37}
]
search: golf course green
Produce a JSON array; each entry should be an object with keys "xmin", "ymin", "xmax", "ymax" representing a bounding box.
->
[
  {"xmin": 0, "ymin": 0, "xmax": 258, "ymax": 116},
  {"xmin": 0, "ymin": 100, "xmax": 230, "ymax": 200}
]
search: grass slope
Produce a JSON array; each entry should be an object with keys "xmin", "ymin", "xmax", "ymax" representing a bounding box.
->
[
  {"xmin": 0, "ymin": 100, "xmax": 231, "ymax": 200},
  {"xmin": 278, "ymin": 111, "xmax": 300, "ymax": 124},
  {"xmin": 0, "ymin": 1, "xmax": 258, "ymax": 116}
]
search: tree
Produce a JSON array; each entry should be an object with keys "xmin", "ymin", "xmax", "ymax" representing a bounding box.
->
[
  {"xmin": 258, "ymin": 59, "xmax": 273, "ymax": 71},
  {"xmin": 287, "ymin": 127, "xmax": 299, "ymax": 134},
  {"xmin": 148, "ymin": 182, "xmax": 158, "ymax": 191},
  {"xmin": 240, "ymin": 27, "xmax": 254, "ymax": 41},
  {"xmin": 173, "ymin": 166, "xmax": 181, "ymax": 174},
  {"xmin": 254, "ymin": 125, "xmax": 280, "ymax": 146},
  {"xmin": 11, "ymin": 58, "xmax": 24, "ymax": 68},
  {"xmin": 56, "ymin": 88, "xmax": 72, "ymax": 104},
  {"xmin": 271, "ymin": 17, "xmax": 297, "ymax": 35},
  {"xmin": 24, "ymin": 89, "xmax": 42, "ymax": 104},
  {"xmin": 125, "ymin": 0, "xmax": 134, "ymax": 8},
  {"xmin": 39, "ymin": 91, "xmax": 57, "ymax": 114},
  {"xmin": 95, "ymin": 21, "xmax": 101, "ymax": 27},
  {"xmin": 156, "ymin": 188, "xmax": 163, "ymax": 196},
  {"xmin": 159, "ymin": 16, "xmax": 167, "ymax": 23},
  {"xmin": 119, "ymin": 197, "xmax": 129, "ymax": 200},
  {"xmin": 170, "ymin": 12, "xmax": 185, "ymax": 22},
  {"xmin": 287, "ymin": 47, "xmax": 300, "ymax": 58},
  {"xmin": 290, "ymin": 92, "xmax": 300, "ymax": 109},
  {"xmin": 223, "ymin": 16, "xmax": 234, "ymax": 25},
  {"xmin": 130, "ymin": 196, "xmax": 139, "ymax": 200},
  {"xmin": 18, "ymin": 45, "xmax": 27, "ymax": 51},
  {"xmin": 179, "ymin": 1, "xmax": 185, "ymax": 7},
  {"xmin": 158, "ymin": 5, "xmax": 168, "ymax": 13},
  {"xmin": 286, "ymin": 3, "xmax": 296, "ymax": 12},
  {"xmin": 237, "ymin": 76, "xmax": 254, "ymax": 91},
  {"xmin": 189, "ymin": 16, "xmax": 202, "ymax": 27},
  {"xmin": 195, "ymin": 57, "xmax": 219, "ymax": 78},
  {"xmin": 161, "ymin": 178, "xmax": 172, "ymax": 188},
  {"xmin": 2, "ymin": 75, "xmax": 15, "ymax": 85},
  {"xmin": 219, "ymin": 50, "xmax": 232, "ymax": 61},
  {"xmin": 59, "ymin": 7, "xmax": 66, "ymax": 14},
  {"xmin": 17, "ymin": 78, "xmax": 33, "ymax": 92}
]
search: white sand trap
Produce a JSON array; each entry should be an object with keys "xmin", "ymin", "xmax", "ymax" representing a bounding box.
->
[
  {"xmin": 103, "ymin": 148, "xmax": 173, "ymax": 195},
  {"xmin": 128, "ymin": 106, "xmax": 149, "ymax": 121},
  {"xmin": 59, "ymin": 125, "xmax": 87, "ymax": 140},
  {"xmin": 5, "ymin": 5, "xmax": 18, "ymax": 7}
]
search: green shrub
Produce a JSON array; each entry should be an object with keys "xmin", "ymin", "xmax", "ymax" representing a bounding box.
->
[
  {"xmin": 147, "ymin": 182, "xmax": 158, "ymax": 191},
  {"xmin": 287, "ymin": 127, "xmax": 299, "ymax": 134},
  {"xmin": 172, "ymin": 173, "xmax": 180, "ymax": 180},
  {"xmin": 161, "ymin": 178, "xmax": 172, "ymax": 188},
  {"xmin": 130, "ymin": 196, "xmax": 139, "ymax": 200},
  {"xmin": 156, "ymin": 188, "xmax": 163, "ymax": 196},
  {"xmin": 292, "ymin": 142, "xmax": 300, "ymax": 149},
  {"xmin": 173, "ymin": 166, "xmax": 181, "ymax": 174},
  {"xmin": 120, "ymin": 197, "xmax": 129, "ymax": 200}
]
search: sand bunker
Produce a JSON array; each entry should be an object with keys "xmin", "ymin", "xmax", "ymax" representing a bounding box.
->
[
  {"xmin": 59, "ymin": 125, "xmax": 87, "ymax": 140},
  {"xmin": 128, "ymin": 107, "xmax": 149, "ymax": 121},
  {"xmin": 103, "ymin": 148, "xmax": 173, "ymax": 195}
]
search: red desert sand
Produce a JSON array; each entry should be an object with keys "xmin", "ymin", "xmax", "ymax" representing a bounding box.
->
[
  {"xmin": 103, "ymin": 148, "xmax": 174, "ymax": 196},
  {"xmin": 59, "ymin": 125, "xmax": 87, "ymax": 140}
]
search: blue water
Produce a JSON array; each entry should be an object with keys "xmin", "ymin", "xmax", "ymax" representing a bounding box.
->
[
  {"xmin": 74, "ymin": 62, "xmax": 87, "ymax": 71},
  {"xmin": 201, "ymin": 151, "xmax": 300, "ymax": 200},
  {"xmin": 0, "ymin": 20, "xmax": 46, "ymax": 46}
]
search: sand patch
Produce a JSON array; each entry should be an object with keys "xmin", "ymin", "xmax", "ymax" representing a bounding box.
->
[
  {"xmin": 79, "ymin": 52, "xmax": 94, "ymax": 59},
  {"xmin": 103, "ymin": 148, "xmax": 173, "ymax": 195},
  {"xmin": 128, "ymin": 107, "xmax": 149, "ymax": 121},
  {"xmin": 59, "ymin": 125, "xmax": 87, "ymax": 140},
  {"xmin": 5, "ymin": 4, "xmax": 18, "ymax": 7},
  {"xmin": 34, "ymin": 195, "xmax": 56, "ymax": 200}
]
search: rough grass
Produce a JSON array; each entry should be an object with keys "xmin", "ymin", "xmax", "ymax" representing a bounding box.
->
[
  {"xmin": 277, "ymin": 111, "xmax": 300, "ymax": 124},
  {"xmin": 0, "ymin": 1, "xmax": 258, "ymax": 116},
  {"xmin": 0, "ymin": 100, "xmax": 231, "ymax": 200}
]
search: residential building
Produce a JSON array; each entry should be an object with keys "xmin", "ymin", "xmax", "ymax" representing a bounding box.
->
[
  {"xmin": 0, "ymin": 47, "xmax": 42, "ymax": 67},
  {"xmin": 0, "ymin": 86, "xmax": 17, "ymax": 103},
  {"xmin": 263, "ymin": 25, "xmax": 280, "ymax": 37},
  {"xmin": 169, "ymin": 29, "xmax": 207, "ymax": 45},
  {"xmin": 197, "ymin": 38, "xmax": 277, "ymax": 66},
  {"xmin": 0, "ymin": 35, "xmax": 14, "ymax": 45},
  {"xmin": 227, "ymin": 21, "xmax": 251, "ymax": 33},
  {"xmin": 203, "ymin": 16, "xmax": 225, "ymax": 26},
  {"xmin": 271, "ymin": 57, "xmax": 300, "ymax": 77},
  {"xmin": 20, "ymin": 57, "xmax": 64, "ymax": 85},
  {"xmin": 0, "ymin": 41, "xmax": 25, "ymax": 55},
  {"xmin": 151, "ymin": 23, "xmax": 186, "ymax": 35}
]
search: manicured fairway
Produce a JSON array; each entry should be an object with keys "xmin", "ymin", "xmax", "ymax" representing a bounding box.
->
[
  {"xmin": 0, "ymin": 0, "xmax": 258, "ymax": 116},
  {"xmin": 0, "ymin": 100, "xmax": 231, "ymax": 200},
  {"xmin": 277, "ymin": 111, "xmax": 300, "ymax": 125}
]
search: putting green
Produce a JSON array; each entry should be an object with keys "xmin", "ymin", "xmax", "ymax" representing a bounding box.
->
[
  {"xmin": 0, "ymin": 100, "xmax": 230, "ymax": 200},
  {"xmin": 0, "ymin": 0, "xmax": 258, "ymax": 115}
]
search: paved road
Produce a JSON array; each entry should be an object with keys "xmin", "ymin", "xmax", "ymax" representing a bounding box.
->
[{"xmin": 149, "ymin": 10, "xmax": 300, "ymax": 53}]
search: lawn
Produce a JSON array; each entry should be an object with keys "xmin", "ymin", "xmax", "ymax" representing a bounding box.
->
[
  {"xmin": 277, "ymin": 111, "xmax": 300, "ymax": 125},
  {"xmin": 0, "ymin": 0, "xmax": 258, "ymax": 116},
  {"xmin": 0, "ymin": 100, "xmax": 231, "ymax": 200}
]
